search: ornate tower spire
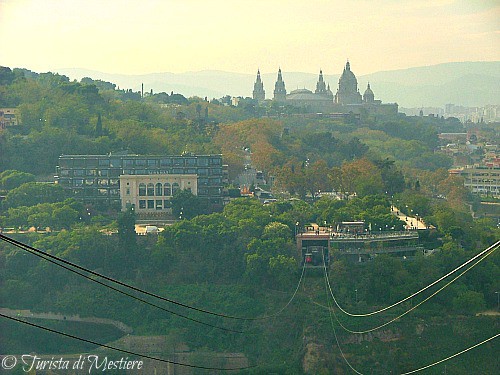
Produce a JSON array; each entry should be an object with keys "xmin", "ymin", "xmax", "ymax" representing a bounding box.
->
[
  {"xmin": 315, "ymin": 68, "xmax": 328, "ymax": 95},
  {"xmin": 252, "ymin": 69, "xmax": 265, "ymax": 102},
  {"xmin": 273, "ymin": 67, "xmax": 287, "ymax": 102}
]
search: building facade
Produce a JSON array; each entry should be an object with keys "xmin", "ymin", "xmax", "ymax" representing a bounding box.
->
[
  {"xmin": 55, "ymin": 154, "xmax": 226, "ymax": 209},
  {"xmin": 453, "ymin": 165, "xmax": 500, "ymax": 197},
  {"xmin": 120, "ymin": 174, "xmax": 198, "ymax": 214},
  {"xmin": 0, "ymin": 108, "xmax": 19, "ymax": 129}
]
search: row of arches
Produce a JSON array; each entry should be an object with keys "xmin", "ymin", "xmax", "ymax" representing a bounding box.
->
[{"xmin": 138, "ymin": 182, "xmax": 180, "ymax": 197}]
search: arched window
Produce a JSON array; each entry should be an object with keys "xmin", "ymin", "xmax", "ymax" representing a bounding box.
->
[
  {"xmin": 147, "ymin": 183, "xmax": 154, "ymax": 196},
  {"xmin": 163, "ymin": 183, "xmax": 171, "ymax": 196},
  {"xmin": 172, "ymin": 182, "xmax": 180, "ymax": 195},
  {"xmin": 139, "ymin": 183, "xmax": 146, "ymax": 196},
  {"xmin": 155, "ymin": 183, "xmax": 162, "ymax": 196}
]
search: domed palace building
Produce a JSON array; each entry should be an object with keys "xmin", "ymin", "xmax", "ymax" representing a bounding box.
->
[{"xmin": 252, "ymin": 61, "xmax": 398, "ymax": 117}]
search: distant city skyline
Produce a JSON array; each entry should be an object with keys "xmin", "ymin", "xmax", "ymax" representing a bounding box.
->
[{"xmin": 1, "ymin": 0, "xmax": 499, "ymax": 76}]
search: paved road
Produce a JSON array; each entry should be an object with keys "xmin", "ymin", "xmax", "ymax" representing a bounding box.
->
[{"xmin": 0, "ymin": 307, "xmax": 133, "ymax": 333}]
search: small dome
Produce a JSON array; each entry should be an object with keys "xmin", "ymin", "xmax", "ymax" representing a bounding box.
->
[
  {"xmin": 364, "ymin": 83, "xmax": 374, "ymax": 96},
  {"xmin": 363, "ymin": 83, "xmax": 375, "ymax": 102},
  {"xmin": 290, "ymin": 88, "xmax": 313, "ymax": 94}
]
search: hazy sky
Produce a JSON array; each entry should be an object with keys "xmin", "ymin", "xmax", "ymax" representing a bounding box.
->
[{"xmin": 1, "ymin": 0, "xmax": 499, "ymax": 75}]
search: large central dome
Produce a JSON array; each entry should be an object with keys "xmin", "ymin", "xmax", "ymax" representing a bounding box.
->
[{"xmin": 334, "ymin": 61, "xmax": 362, "ymax": 105}]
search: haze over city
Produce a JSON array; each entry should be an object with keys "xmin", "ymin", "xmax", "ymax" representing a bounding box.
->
[{"xmin": 1, "ymin": 0, "xmax": 499, "ymax": 75}]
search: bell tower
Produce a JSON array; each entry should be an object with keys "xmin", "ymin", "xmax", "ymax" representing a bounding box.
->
[
  {"xmin": 252, "ymin": 69, "xmax": 265, "ymax": 102},
  {"xmin": 273, "ymin": 68, "xmax": 287, "ymax": 102}
]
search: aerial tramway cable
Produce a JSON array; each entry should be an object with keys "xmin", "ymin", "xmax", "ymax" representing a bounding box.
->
[
  {"xmin": 321, "ymin": 255, "xmax": 499, "ymax": 374},
  {"xmin": 3, "ymin": 238, "xmax": 244, "ymax": 333},
  {"xmin": 0, "ymin": 313, "xmax": 257, "ymax": 371},
  {"xmin": 322, "ymin": 245, "xmax": 497, "ymax": 334},
  {"xmin": 400, "ymin": 332, "xmax": 499, "ymax": 374},
  {"xmin": 0, "ymin": 233, "xmax": 306, "ymax": 322},
  {"xmin": 324, "ymin": 240, "xmax": 499, "ymax": 317}
]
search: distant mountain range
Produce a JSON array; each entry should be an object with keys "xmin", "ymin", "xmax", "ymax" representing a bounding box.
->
[{"xmin": 56, "ymin": 61, "xmax": 500, "ymax": 108}]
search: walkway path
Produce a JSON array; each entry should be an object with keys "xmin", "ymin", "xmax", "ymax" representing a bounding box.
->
[
  {"xmin": 391, "ymin": 206, "xmax": 428, "ymax": 230},
  {"xmin": 0, "ymin": 307, "xmax": 133, "ymax": 333}
]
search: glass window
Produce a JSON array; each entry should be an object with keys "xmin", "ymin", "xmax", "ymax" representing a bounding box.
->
[
  {"xmin": 160, "ymin": 158, "xmax": 172, "ymax": 166},
  {"xmin": 126, "ymin": 188, "xmax": 130, "ymax": 195},
  {"xmin": 147, "ymin": 183, "xmax": 154, "ymax": 196},
  {"xmin": 163, "ymin": 183, "xmax": 171, "ymax": 196},
  {"xmin": 98, "ymin": 179, "xmax": 109, "ymax": 186},
  {"xmin": 98, "ymin": 159, "xmax": 110, "ymax": 166},
  {"xmin": 86, "ymin": 158, "xmax": 98, "ymax": 167},
  {"xmin": 98, "ymin": 169, "xmax": 109, "ymax": 177},
  {"xmin": 187, "ymin": 168, "xmax": 196, "ymax": 174},
  {"xmin": 172, "ymin": 182, "xmax": 180, "ymax": 195},
  {"xmin": 74, "ymin": 158, "xmax": 86, "ymax": 167},
  {"xmin": 173, "ymin": 158, "xmax": 183, "ymax": 166},
  {"xmin": 198, "ymin": 168, "xmax": 208, "ymax": 176},
  {"xmin": 123, "ymin": 159, "xmax": 134, "ymax": 167},
  {"xmin": 59, "ymin": 178, "xmax": 70, "ymax": 186},
  {"xmin": 186, "ymin": 158, "xmax": 196, "ymax": 166},
  {"xmin": 74, "ymin": 169, "xmax": 85, "ymax": 176},
  {"xmin": 139, "ymin": 183, "xmax": 146, "ymax": 196},
  {"xmin": 58, "ymin": 159, "xmax": 72, "ymax": 168},
  {"xmin": 173, "ymin": 168, "xmax": 183, "ymax": 174},
  {"xmin": 98, "ymin": 188, "xmax": 108, "ymax": 196},
  {"xmin": 135, "ymin": 159, "xmax": 146, "ymax": 166},
  {"xmin": 86, "ymin": 169, "xmax": 96, "ymax": 176},
  {"xmin": 155, "ymin": 183, "xmax": 162, "ymax": 196},
  {"xmin": 135, "ymin": 169, "xmax": 146, "ymax": 175},
  {"xmin": 139, "ymin": 200, "xmax": 146, "ymax": 209},
  {"xmin": 74, "ymin": 179, "xmax": 84, "ymax": 187},
  {"xmin": 110, "ymin": 159, "xmax": 121, "ymax": 168},
  {"xmin": 156, "ymin": 200, "xmax": 162, "ymax": 210},
  {"xmin": 197, "ymin": 158, "xmax": 209, "ymax": 166},
  {"xmin": 163, "ymin": 200, "xmax": 172, "ymax": 208},
  {"xmin": 109, "ymin": 179, "xmax": 119, "ymax": 186},
  {"xmin": 147, "ymin": 200, "xmax": 154, "ymax": 209},
  {"xmin": 148, "ymin": 159, "xmax": 158, "ymax": 167},
  {"xmin": 84, "ymin": 188, "xmax": 97, "ymax": 196},
  {"xmin": 85, "ymin": 179, "xmax": 95, "ymax": 186}
]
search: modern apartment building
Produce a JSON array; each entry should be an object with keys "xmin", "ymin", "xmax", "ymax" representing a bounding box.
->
[
  {"xmin": 453, "ymin": 165, "xmax": 500, "ymax": 197},
  {"xmin": 55, "ymin": 153, "xmax": 227, "ymax": 210}
]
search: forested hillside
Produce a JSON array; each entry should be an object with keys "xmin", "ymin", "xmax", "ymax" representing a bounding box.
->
[{"xmin": 0, "ymin": 66, "xmax": 499, "ymax": 374}]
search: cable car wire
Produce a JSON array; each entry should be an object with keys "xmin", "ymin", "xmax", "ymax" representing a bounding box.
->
[
  {"xmin": 325, "ymin": 240, "xmax": 499, "ymax": 317},
  {"xmin": 322, "ymin": 245, "xmax": 497, "ymax": 334},
  {"xmin": 321, "ymin": 250, "xmax": 499, "ymax": 374},
  {"xmin": 0, "ymin": 313, "xmax": 257, "ymax": 371},
  {"xmin": 322, "ymin": 268, "xmax": 364, "ymax": 375},
  {"xmin": 0, "ymin": 233, "xmax": 305, "ymax": 321},
  {"xmin": 400, "ymin": 332, "xmax": 499, "ymax": 374},
  {"xmin": 3, "ymin": 238, "xmax": 245, "ymax": 333}
]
